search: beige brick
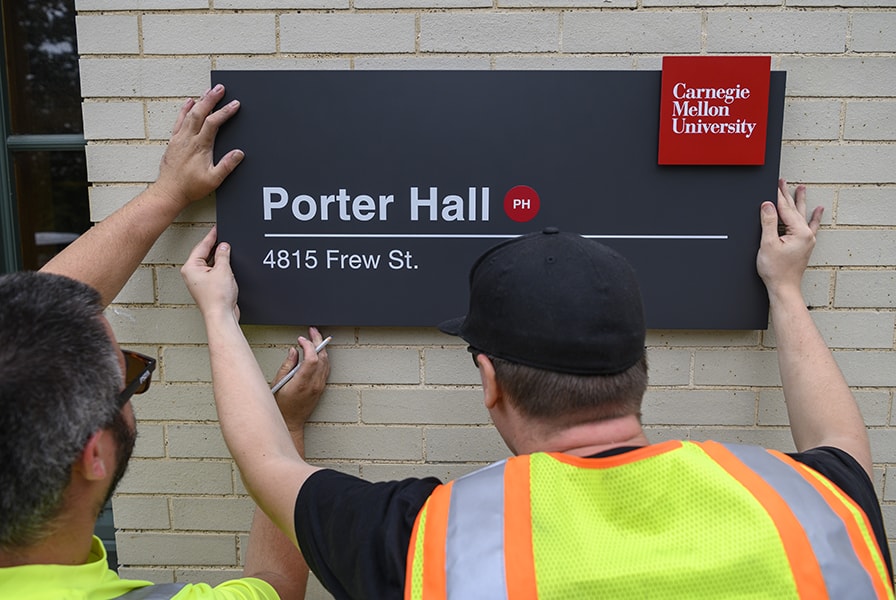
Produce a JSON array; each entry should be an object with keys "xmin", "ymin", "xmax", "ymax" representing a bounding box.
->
[
  {"xmin": 79, "ymin": 57, "xmax": 211, "ymax": 98},
  {"xmin": 494, "ymin": 55, "xmax": 635, "ymax": 70},
  {"xmin": 563, "ymin": 12, "xmax": 701, "ymax": 53},
  {"xmin": 171, "ymin": 497, "xmax": 255, "ymax": 531},
  {"xmin": 146, "ymin": 100, "xmax": 185, "ymax": 141},
  {"xmin": 837, "ymin": 187, "xmax": 896, "ymax": 226},
  {"xmin": 303, "ymin": 387, "xmax": 361, "ymax": 423},
  {"xmin": 167, "ymin": 424, "xmax": 230, "ymax": 459},
  {"xmin": 215, "ymin": 0, "xmax": 345, "ymax": 7},
  {"xmin": 305, "ymin": 425, "xmax": 425, "ymax": 460},
  {"xmin": 705, "ymin": 12, "xmax": 848, "ymax": 53},
  {"xmin": 243, "ymin": 325, "xmax": 353, "ymax": 347},
  {"xmin": 89, "ymin": 184, "xmax": 147, "ymax": 221},
  {"xmin": 759, "ymin": 389, "xmax": 891, "ymax": 427},
  {"xmin": 834, "ymin": 270, "xmax": 896, "ymax": 308},
  {"xmin": 107, "ymin": 307, "xmax": 208, "ymax": 345},
  {"xmin": 113, "ymin": 496, "xmax": 171, "ymax": 530},
  {"xmin": 642, "ymin": 390, "xmax": 757, "ymax": 426},
  {"xmin": 358, "ymin": 327, "xmax": 452, "ymax": 345},
  {"xmin": 362, "ymin": 388, "xmax": 488, "ymax": 424},
  {"xmin": 851, "ymin": 13, "xmax": 896, "ymax": 52},
  {"xmin": 503, "ymin": 0, "xmax": 632, "ymax": 5},
  {"xmin": 76, "ymin": 15, "xmax": 139, "ymax": 54},
  {"xmin": 116, "ymin": 532, "xmax": 237, "ymax": 566},
  {"xmin": 421, "ymin": 12, "xmax": 560, "ymax": 53},
  {"xmin": 645, "ymin": 348, "xmax": 691, "ymax": 386},
  {"xmin": 645, "ymin": 0, "xmax": 776, "ymax": 6},
  {"xmin": 134, "ymin": 423, "xmax": 165, "ymax": 458},
  {"xmin": 885, "ymin": 468, "xmax": 896, "ymax": 502},
  {"xmin": 802, "ymin": 269, "xmax": 834, "ymax": 308},
  {"xmin": 780, "ymin": 144, "xmax": 896, "ymax": 184},
  {"xmin": 424, "ymin": 347, "xmax": 481, "ymax": 385},
  {"xmin": 214, "ymin": 57, "xmax": 350, "ymax": 71},
  {"xmin": 647, "ymin": 330, "xmax": 760, "ymax": 348},
  {"xmin": 694, "ymin": 350, "xmax": 780, "ymax": 387},
  {"xmin": 835, "ymin": 351, "xmax": 896, "ymax": 387},
  {"xmin": 845, "ymin": 100, "xmax": 896, "ymax": 141},
  {"xmin": 77, "ymin": 0, "xmax": 207, "ymax": 8},
  {"xmin": 357, "ymin": 56, "xmax": 492, "ymax": 70},
  {"xmin": 812, "ymin": 230, "xmax": 896, "ymax": 266},
  {"xmin": 156, "ymin": 266, "xmax": 193, "ymax": 305},
  {"xmin": 425, "ymin": 426, "xmax": 510, "ymax": 462},
  {"xmin": 328, "ymin": 348, "xmax": 420, "ymax": 384},
  {"xmin": 86, "ymin": 143, "xmax": 165, "ymax": 183},
  {"xmin": 133, "ymin": 383, "xmax": 218, "ymax": 422},
  {"xmin": 82, "ymin": 101, "xmax": 145, "ymax": 140},
  {"xmin": 281, "ymin": 13, "xmax": 416, "ymax": 54},
  {"xmin": 782, "ymin": 99, "xmax": 841, "ymax": 141},
  {"xmin": 764, "ymin": 310, "xmax": 895, "ymax": 349},
  {"xmin": 117, "ymin": 568, "xmax": 174, "ymax": 584},
  {"xmin": 779, "ymin": 57, "xmax": 896, "ymax": 98},
  {"xmin": 113, "ymin": 267, "xmax": 155, "ymax": 304},
  {"xmin": 163, "ymin": 347, "xmax": 212, "ymax": 383},
  {"xmin": 869, "ymin": 429, "xmax": 896, "ymax": 463},
  {"xmin": 117, "ymin": 459, "xmax": 234, "ymax": 495},
  {"xmin": 143, "ymin": 15, "xmax": 275, "ymax": 55}
]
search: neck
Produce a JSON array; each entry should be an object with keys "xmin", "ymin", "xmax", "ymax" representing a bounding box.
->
[
  {"xmin": 514, "ymin": 414, "xmax": 649, "ymax": 457},
  {"xmin": 0, "ymin": 482, "xmax": 104, "ymax": 568}
]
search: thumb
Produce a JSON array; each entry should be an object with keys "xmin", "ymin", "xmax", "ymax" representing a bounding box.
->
[
  {"xmin": 213, "ymin": 241, "xmax": 232, "ymax": 269},
  {"xmin": 272, "ymin": 347, "xmax": 299, "ymax": 386},
  {"xmin": 759, "ymin": 202, "xmax": 780, "ymax": 244}
]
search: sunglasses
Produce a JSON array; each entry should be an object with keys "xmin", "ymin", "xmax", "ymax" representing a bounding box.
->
[{"xmin": 117, "ymin": 350, "xmax": 156, "ymax": 407}]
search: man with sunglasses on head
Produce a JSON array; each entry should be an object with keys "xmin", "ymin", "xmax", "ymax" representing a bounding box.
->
[
  {"xmin": 183, "ymin": 179, "xmax": 892, "ymax": 599},
  {"xmin": 0, "ymin": 85, "xmax": 321, "ymax": 599}
]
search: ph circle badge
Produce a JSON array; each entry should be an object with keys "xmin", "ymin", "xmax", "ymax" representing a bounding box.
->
[{"xmin": 503, "ymin": 185, "xmax": 541, "ymax": 222}]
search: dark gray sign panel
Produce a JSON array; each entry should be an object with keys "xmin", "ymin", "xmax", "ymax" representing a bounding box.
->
[{"xmin": 212, "ymin": 70, "xmax": 786, "ymax": 329}]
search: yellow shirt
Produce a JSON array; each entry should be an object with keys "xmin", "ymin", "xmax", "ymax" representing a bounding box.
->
[{"xmin": 0, "ymin": 536, "xmax": 278, "ymax": 600}]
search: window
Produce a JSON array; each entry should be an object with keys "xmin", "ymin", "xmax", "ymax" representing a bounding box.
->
[
  {"xmin": 1, "ymin": 0, "xmax": 89, "ymax": 273},
  {"xmin": 1, "ymin": 0, "xmax": 117, "ymax": 569}
]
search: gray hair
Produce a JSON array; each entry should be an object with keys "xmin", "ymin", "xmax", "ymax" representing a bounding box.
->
[{"xmin": 0, "ymin": 271, "xmax": 121, "ymax": 549}]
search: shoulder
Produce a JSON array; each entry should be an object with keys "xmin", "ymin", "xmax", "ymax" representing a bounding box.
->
[{"xmin": 171, "ymin": 578, "xmax": 278, "ymax": 599}]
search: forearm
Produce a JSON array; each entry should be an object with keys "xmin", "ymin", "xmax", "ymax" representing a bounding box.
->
[
  {"xmin": 770, "ymin": 286, "xmax": 872, "ymax": 475},
  {"xmin": 40, "ymin": 184, "xmax": 188, "ymax": 306},
  {"xmin": 244, "ymin": 506, "xmax": 309, "ymax": 600},
  {"xmin": 203, "ymin": 309, "xmax": 315, "ymax": 539}
]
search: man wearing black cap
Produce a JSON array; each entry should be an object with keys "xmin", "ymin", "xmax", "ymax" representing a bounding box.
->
[{"xmin": 183, "ymin": 179, "xmax": 893, "ymax": 599}]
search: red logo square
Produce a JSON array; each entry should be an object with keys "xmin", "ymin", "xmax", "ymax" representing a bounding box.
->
[{"xmin": 658, "ymin": 56, "xmax": 772, "ymax": 165}]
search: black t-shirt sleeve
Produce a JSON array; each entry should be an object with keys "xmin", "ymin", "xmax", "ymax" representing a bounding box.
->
[
  {"xmin": 788, "ymin": 446, "xmax": 893, "ymax": 580},
  {"xmin": 295, "ymin": 469, "xmax": 441, "ymax": 600}
]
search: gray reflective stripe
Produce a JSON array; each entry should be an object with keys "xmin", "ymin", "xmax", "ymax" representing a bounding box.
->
[
  {"xmin": 114, "ymin": 583, "xmax": 188, "ymax": 600},
  {"xmin": 722, "ymin": 443, "xmax": 878, "ymax": 598},
  {"xmin": 445, "ymin": 459, "xmax": 509, "ymax": 600}
]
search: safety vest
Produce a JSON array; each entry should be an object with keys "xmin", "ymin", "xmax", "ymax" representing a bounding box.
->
[{"xmin": 405, "ymin": 440, "xmax": 893, "ymax": 599}]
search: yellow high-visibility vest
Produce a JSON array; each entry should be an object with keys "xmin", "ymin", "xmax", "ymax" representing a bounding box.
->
[{"xmin": 406, "ymin": 440, "xmax": 893, "ymax": 599}]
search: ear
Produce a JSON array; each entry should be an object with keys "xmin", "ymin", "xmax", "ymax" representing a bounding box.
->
[
  {"xmin": 477, "ymin": 355, "xmax": 502, "ymax": 410},
  {"xmin": 76, "ymin": 430, "xmax": 109, "ymax": 481}
]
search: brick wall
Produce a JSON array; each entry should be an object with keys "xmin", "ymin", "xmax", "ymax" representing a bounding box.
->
[{"xmin": 75, "ymin": 1, "xmax": 895, "ymax": 597}]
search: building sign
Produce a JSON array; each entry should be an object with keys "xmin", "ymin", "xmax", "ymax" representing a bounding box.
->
[
  {"xmin": 658, "ymin": 56, "xmax": 772, "ymax": 165},
  {"xmin": 212, "ymin": 68, "xmax": 786, "ymax": 329}
]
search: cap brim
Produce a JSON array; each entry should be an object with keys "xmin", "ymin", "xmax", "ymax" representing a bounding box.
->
[{"xmin": 437, "ymin": 316, "xmax": 465, "ymax": 336}]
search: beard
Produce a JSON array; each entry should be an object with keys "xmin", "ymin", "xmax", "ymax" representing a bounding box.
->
[{"xmin": 101, "ymin": 409, "xmax": 137, "ymax": 508}]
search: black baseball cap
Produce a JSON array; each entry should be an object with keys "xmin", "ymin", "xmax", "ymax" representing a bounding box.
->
[{"xmin": 438, "ymin": 228, "xmax": 646, "ymax": 375}]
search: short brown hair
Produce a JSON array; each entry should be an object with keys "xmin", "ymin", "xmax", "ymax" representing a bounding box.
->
[{"xmin": 489, "ymin": 352, "xmax": 648, "ymax": 427}]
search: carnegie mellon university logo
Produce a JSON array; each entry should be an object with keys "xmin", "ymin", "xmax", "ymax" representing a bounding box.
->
[{"xmin": 658, "ymin": 56, "xmax": 772, "ymax": 165}]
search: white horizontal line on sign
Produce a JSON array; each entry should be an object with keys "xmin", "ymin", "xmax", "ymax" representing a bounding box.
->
[{"xmin": 263, "ymin": 233, "xmax": 729, "ymax": 240}]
